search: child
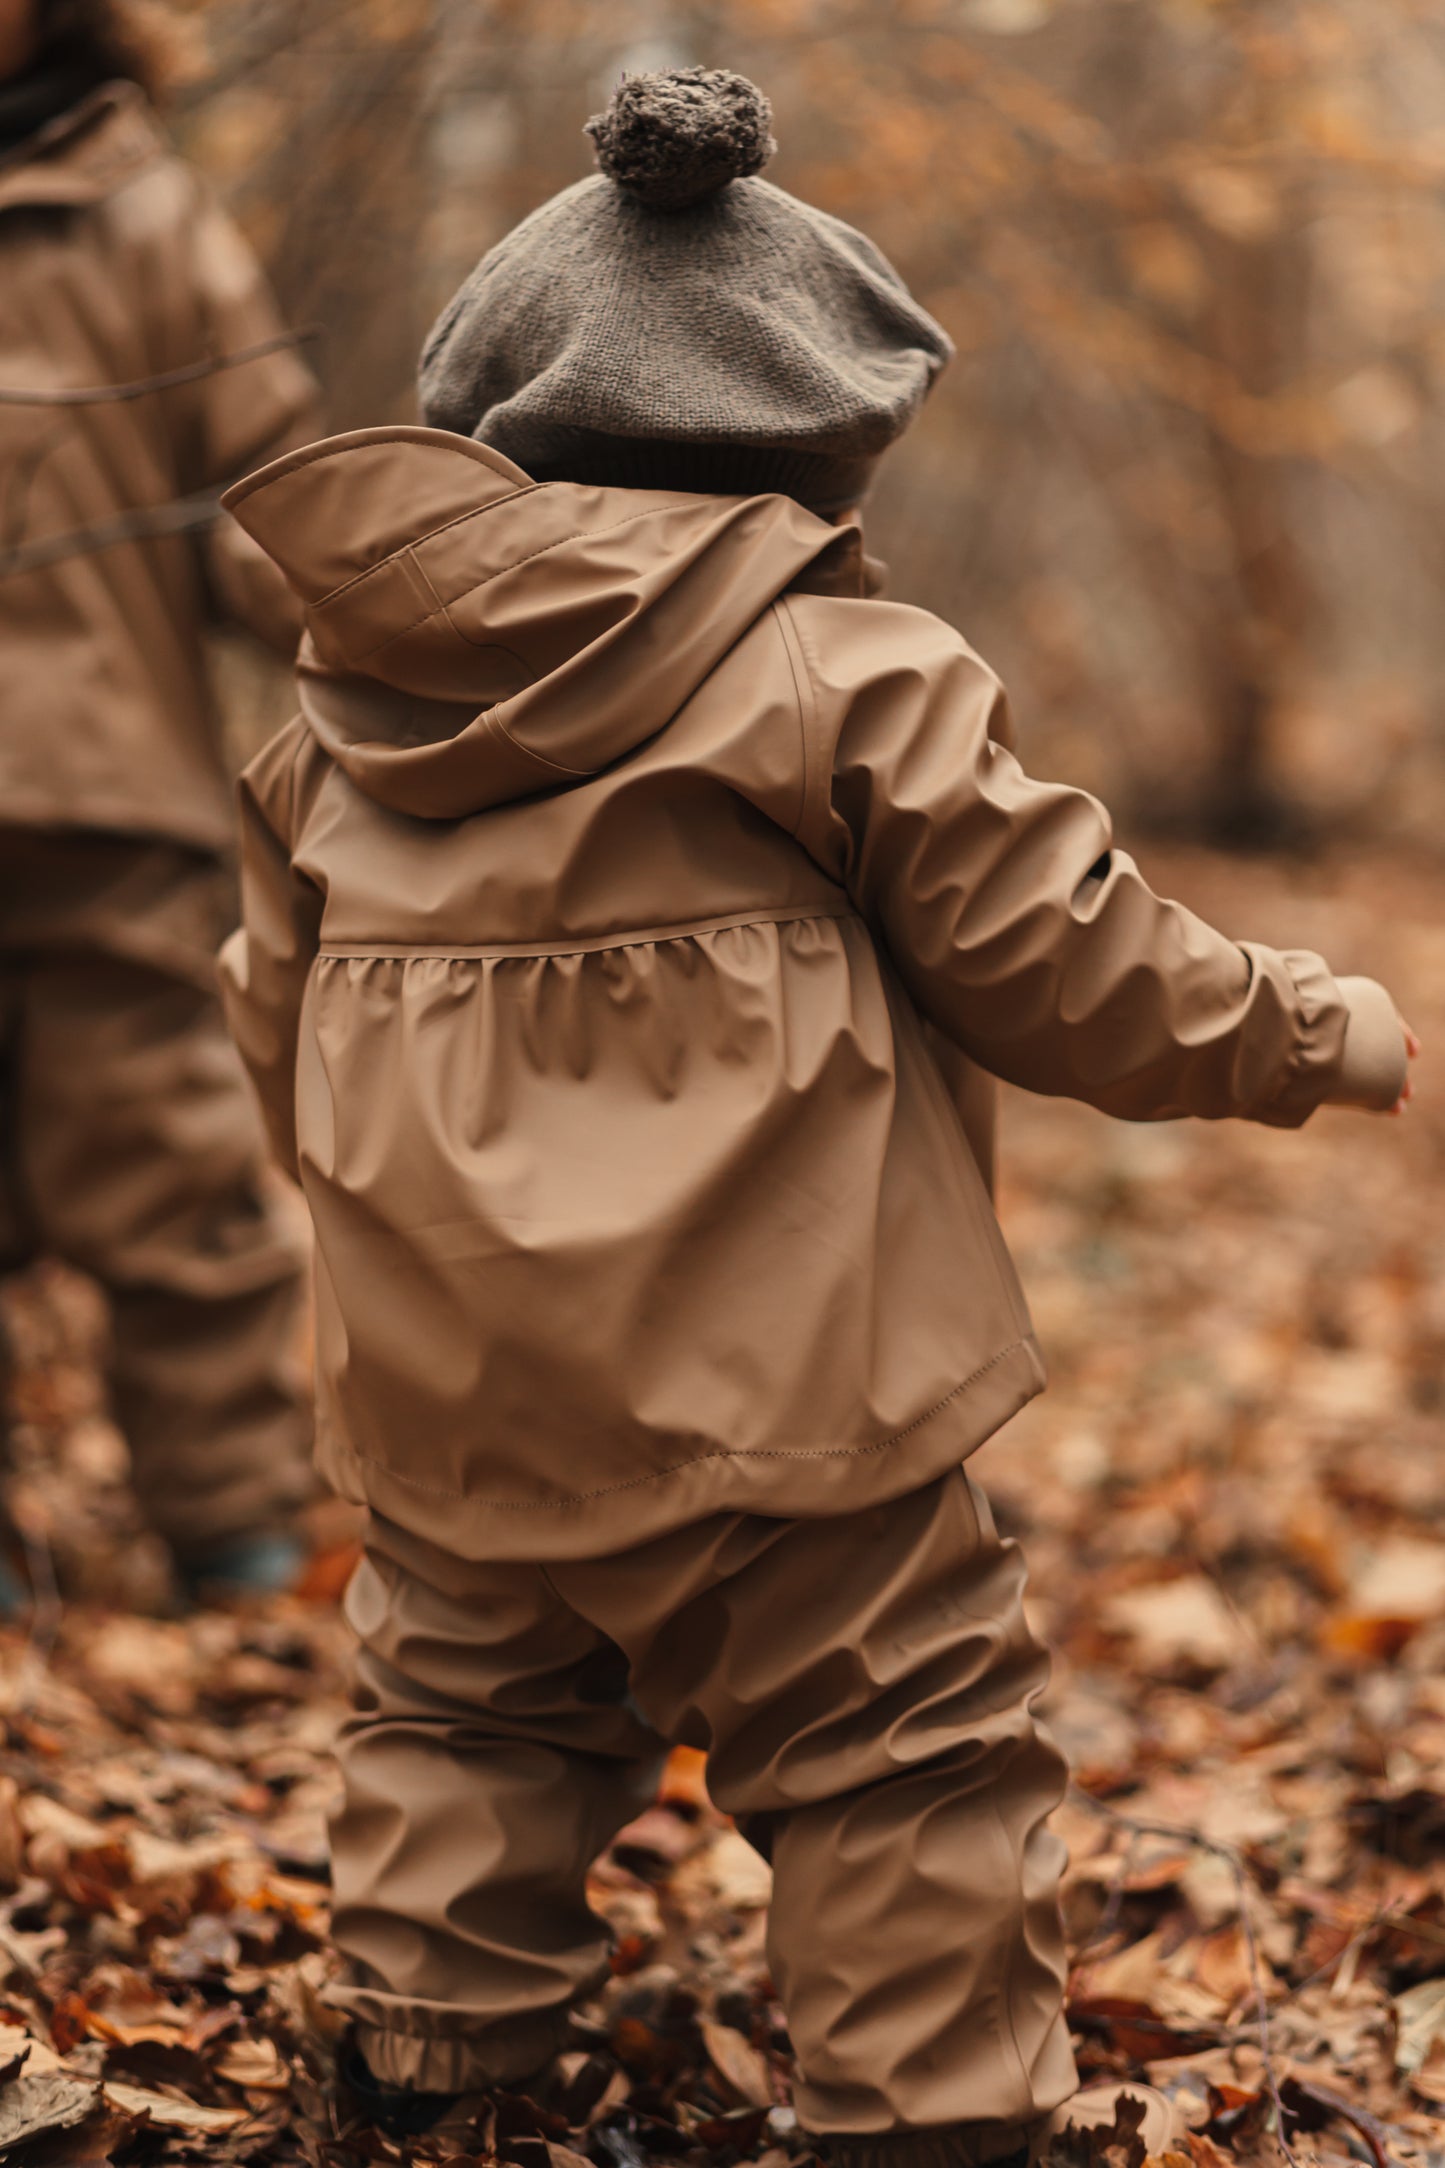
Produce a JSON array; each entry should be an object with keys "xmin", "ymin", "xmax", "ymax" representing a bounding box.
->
[
  {"xmin": 218, "ymin": 69, "xmax": 1412, "ymax": 2162},
  {"xmin": 0, "ymin": 0, "xmax": 320, "ymax": 1598}
]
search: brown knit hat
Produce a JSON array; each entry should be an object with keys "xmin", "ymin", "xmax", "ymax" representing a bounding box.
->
[{"xmin": 418, "ymin": 67, "xmax": 953, "ymax": 512}]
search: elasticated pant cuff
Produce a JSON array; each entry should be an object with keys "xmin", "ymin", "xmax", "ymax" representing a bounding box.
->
[{"xmin": 351, "ymin": 2014, "xmax": 567, "ymax": 2094}]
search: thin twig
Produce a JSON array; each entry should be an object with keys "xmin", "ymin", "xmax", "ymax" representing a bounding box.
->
[
  {"xmin": 0, "ymin": 495, "xmax": 220, "ymax": 581},
  {"xmin": 1078, "ymin": 1821, "xmax": 1147, "ymax": 1959},
  {"xmin": 1288, "ymin": 2080, "xmax": 1397, "ymax": 2168},
  {"xmin": 0, "ymin": 327, "xmax": 316, "ymax": 407},
  {"xmin": 1070, "ymin": 1787, "xmax": 1299, "ymax": 2168}
]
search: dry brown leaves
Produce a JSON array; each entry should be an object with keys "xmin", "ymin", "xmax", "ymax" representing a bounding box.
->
[{"xmin": 0, "ymin": 843, "xmax": 1442, "ymax": 2166}]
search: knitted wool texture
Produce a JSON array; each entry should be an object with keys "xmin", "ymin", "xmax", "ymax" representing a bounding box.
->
[{"xmin": 418, "ymin": 68, "xmax": 953, "ymax": 511}]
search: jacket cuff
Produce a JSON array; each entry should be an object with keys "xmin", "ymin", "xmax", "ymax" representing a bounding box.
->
[
  {"xmin": 1329, "ymin": 976, "xmax": 1407, "ymax": 1111},
  {"xmin": 1249, "ymin": 947, "xmax": 1350, "ymax": 1129}
]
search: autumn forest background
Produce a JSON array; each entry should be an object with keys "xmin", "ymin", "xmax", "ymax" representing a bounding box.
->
[
  {"xmin": 181, "ymin": 0, "xmax": 1445, "ymax": 845},
  {"xmin": 3, "ymin": 3, "xmax": 1445, "ymax": 2165}
]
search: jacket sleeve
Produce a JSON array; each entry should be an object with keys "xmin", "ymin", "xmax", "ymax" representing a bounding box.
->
[
  {"xmin": 162, "ymin": 166, "xmax": 323, "ymax": 651},
  {"xmin": 218, "ymin": 722, "xmax": 325, "ymax": 1181},
  {"xmin": 787, "ymin": 597, "xmax": 1368, "ymax": 1127}
]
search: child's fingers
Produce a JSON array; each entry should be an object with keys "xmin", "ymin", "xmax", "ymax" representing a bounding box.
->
[{"xmin": 1404, "ymin": 1023, "xmax": 1423, "ymax": 1060}]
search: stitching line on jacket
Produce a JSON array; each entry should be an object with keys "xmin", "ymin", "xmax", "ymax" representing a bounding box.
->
[
  {"xmin": 310, "ymin": 500, "xmax": 688, "ymax": 667},
  {"xmin": 316, "ymin": 499, "xmax": 671, "ymax": 626},
  {"xmin": 320, "ymin": 556, "xmax": 448, "ymax": 662},
  {"xmin": 336, "ymin": 1339, "xmax": 1038, "ymax": 1507},
  {"xmin": 777, "ymin": 594, "xmax": 834, "ymax": 869},
  {"xmin": 481, "ymin": 704, "xmax": 591, "ymax": 780},
  {"xmin": 435, "ymin": 502, "xmax": 673, "ymax": 650},
  {"xmin": 309, "ymin": 488, "xmax": 544, "ymax": 609},
  {"xmin": 771, "ymin": 599, "xmax": 810, "ymax": 841},
  {"xmin": 315, "ymin": 906, "xmax": 857, "ymax": 962}
]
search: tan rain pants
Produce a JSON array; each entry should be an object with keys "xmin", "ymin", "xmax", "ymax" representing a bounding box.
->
[
  {"xmin": 0, "ymin": 827, "xmax": 311, "ymax": 1558},
  {"xmin": 330, "ymin": 1467, "xmax": 1078, "ymax": 2139}
]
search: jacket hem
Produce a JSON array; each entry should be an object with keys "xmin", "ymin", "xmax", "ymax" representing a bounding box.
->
[{"xmin": 320, "ymin": 1333, "xmax": 1048, "ymax": 1562}]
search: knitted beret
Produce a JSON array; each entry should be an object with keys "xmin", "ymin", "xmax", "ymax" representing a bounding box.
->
[{"xmin": 418, "ymin": 67, "xmax": 953, "ymax": 511}]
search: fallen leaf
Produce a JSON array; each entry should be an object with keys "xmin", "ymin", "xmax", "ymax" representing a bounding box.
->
[
  {"xmin": 0, "ymin": 1779, "xmax": 25, "ymax": 1894},
  {"xmin": 1074, "ymin": 1927, "xmax": 1172, "ymax": 2003},
  {"xmin": 1188, "ymin": 1922, "xmax": 1267, "ymax": 2014},
  {"xmin": 700, "ymin": 2017, "xmax": 773, "ymax": 2108},
  {"xmin": 214, "ymin": 2033, "xmax": 290, "ymax": 2090},
  {"xmin": 1102, "ymin": 1578, "xmax": 1249, "ymax": 1671},
  {"xmin": 1396, "ymin": 1978, "xmax": 1445, "ymax": 2078},
  {"xmin": 0, "ymin": 2069, "xmax": 101, "ymax": 2148},
  {"xmin": 666, "ymin": 1827, "xmax": 773, "ymax": 1919},
  {"xmin": 101, "ymin": 2079, "xmax": 248, "ymax": 2133},
  {"xmin": 0, "ymin": 2025, "xmax": 61, "ymax": 2076},
  {"xmin": 1349, "ymin": 1538, "xmax": 1445, "ymax": 1622}
]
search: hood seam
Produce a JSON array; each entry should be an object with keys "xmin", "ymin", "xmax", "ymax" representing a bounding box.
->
[
  {"xmin": 481, "ymin": 706, "xmax": 589, "ymax": 781},
  {"xmin": 311, "ymin": 496, "xmax": 724, "ymax": 676},
  {"xmin": 317, "ymin": 555, "xmax": 446, "ymax": 665},
  {"xmin": 309, "ymin": 491, "xmax": 541, "ymax": 611},
  {"xmin": 312, "ymin": 491, "xmax": 782, "ymax": 621},
  {"xmin": 423, "ymin": 497, "xmax": 697, "ymax": 620}
]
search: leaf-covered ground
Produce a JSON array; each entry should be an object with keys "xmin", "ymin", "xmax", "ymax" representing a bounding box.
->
[{"xmin": 0, "ymin": 843, "xmax": 1441, "ymax": 2167}]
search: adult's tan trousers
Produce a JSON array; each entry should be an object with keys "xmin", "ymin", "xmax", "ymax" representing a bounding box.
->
[
  {"xmin": 0, "ymin": 828, "xmax": 310, "ymax": 1556},
  {"xmin": 330, "ymin": 1468, "xmax": 1078, "ymax": 2138}
]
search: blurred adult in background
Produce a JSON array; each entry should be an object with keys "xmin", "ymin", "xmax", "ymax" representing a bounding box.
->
[{"xmin": 0, "ymin": 0, "xmax": 323, "ymax": 1603}]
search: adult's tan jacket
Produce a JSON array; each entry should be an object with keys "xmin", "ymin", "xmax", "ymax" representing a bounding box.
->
[
  {"xmin": 219, "ymin": 426, "xmax": 1403, "ymax": 1561},
  {"xmin": 0, "ymin": 83, "xmax": 321, "ymax": 852}
]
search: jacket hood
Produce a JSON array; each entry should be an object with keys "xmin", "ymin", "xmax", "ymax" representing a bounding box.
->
[
  {"xmin": 222, "ymin": 426, "xmax": 866, "ymax": 821},
  {"xmin": 0, "ymin": 81, "xmax": 159, "ymax": 209}
]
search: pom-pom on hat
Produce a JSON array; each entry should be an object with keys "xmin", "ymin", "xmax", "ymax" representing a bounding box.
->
[
  {"xmin": 419, "ymin": 66, "xmax": 952, "ymax": 512},
  {"xmin": 585, "ymin": 65, "xmax": 776, "ymax": 208}
]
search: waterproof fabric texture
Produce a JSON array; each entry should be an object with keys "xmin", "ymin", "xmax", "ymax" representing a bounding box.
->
[
  {"xmin": 328, "ymin": 1467, "xmax": 1078, "ymax": 2137},
  {"xmin": 0, "ymin": 83, "xmax": 321, "ymax": 852},
  {"xmin": 0, "ymin": 827, "xmax": 312, "ymax": 1557},
  {"xmin": 219, "ymin": 426, "xmax": 1394, "ymax": 1561}
]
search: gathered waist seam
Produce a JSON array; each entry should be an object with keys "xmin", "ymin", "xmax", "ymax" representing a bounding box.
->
[{"xmin": 317, "ymin": 903, "xmax": 857, "ymax": 963}]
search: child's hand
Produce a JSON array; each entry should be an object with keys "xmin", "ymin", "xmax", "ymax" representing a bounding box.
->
[
  {"xmin": 1390, "ymin": 1021, "xmax": 1422, "ymax": 1116},
  {"xmin": 1332, "ymin": 978, "xmax": 1415, "ymax": 1114}
]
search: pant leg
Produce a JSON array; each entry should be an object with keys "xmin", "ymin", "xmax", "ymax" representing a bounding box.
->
[
  {"xmin": 557, "ymin": 1470, "xmax": 1077, "ymax": 2140},
  {"xmin": 5, "ymin": 831, "xmax": 311, "ymax": 1556},
  {"xmin": 327, "ymin": 1519, "xmax": 668, "ymax": 2091}
]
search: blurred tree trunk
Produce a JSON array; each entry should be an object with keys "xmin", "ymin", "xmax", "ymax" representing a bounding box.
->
[
  {"xmin": 1192, "ymin": 51, "xmax": 1316, "ymax": 847},
  {"xmin": 1194, "ymin": 221, "xmax": 1315, "ymax": 845},
  {"xmin": 1081, "ymin": 4, "xmax": 1317, "ymax": 844},
  {"xmin": 183, "ymin": 0, "xmax": 441, "ymax": 428},
  {"xmin": 263, "ymin": 4, "xmax": 438, "ymax": 427}
]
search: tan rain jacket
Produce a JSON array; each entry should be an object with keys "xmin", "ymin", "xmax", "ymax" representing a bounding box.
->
[
  {"xmin": 0, "ymin": 83, "xmax": 320, "ymax": 852},
  {"xmin": 219, "ymin": 425, "xmax": 1404, "ymax": 1561}
]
